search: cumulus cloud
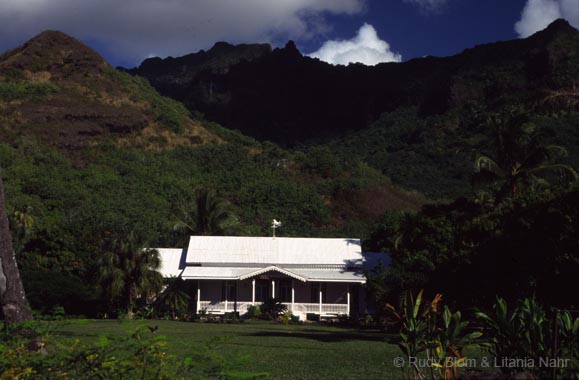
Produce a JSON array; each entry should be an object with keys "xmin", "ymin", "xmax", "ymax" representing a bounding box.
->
[
  {"xmin": 308, "ymin": 23, "xmax": 401, "ymax": 66},
  {"xmin": 515, "ymin": 0, "xmax": 579, "ymax": 37},
  {"xmin": 0, "ymin": 0, "xmax": 366, "ymax": 66}
]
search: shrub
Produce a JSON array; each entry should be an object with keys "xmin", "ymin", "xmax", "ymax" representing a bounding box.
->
[
  {"xmin": 279, "ymin": 310, "xmax": 292, "ymax": 325},
  {"xmin": 0, "ymin": 82, "xmax": 60, "ymax": 101},
  {"xmin": 306, "ymin": 313, "xmax": 320, "ymax": 322},
  {"xmin": 0, "ymin": 323, "xmax": 268, "ymax": 379},
  {"xmin": 246, "ymin": 305, "xmax": 260, "ymax": 319},
  {"xmin": 259, "ymin": 298, "xmax": 287, "ymax": 320}
]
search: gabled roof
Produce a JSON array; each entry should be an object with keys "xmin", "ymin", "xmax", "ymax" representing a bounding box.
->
[
  {"xmin": 156, "ymin": 237, "xmax": 390, "ymax": 284},
  {"xmin": 185, "ymin": 236, "xmax": 362, "ymax": 266},
  {"xmin": 238, "ymin": 266, "xmax": 307, "ymax": 282},
  {"xmin": 179, "ymin": 266, "xmax": 367, "ymax": 283}
]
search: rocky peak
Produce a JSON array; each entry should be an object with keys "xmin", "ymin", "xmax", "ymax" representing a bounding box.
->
[{"xmin": 0, "ymin": 30, "xmax": 109, "ymax": 77}]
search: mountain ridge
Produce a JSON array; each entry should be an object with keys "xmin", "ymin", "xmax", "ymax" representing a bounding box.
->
[{"xmin": 128, "ymin": 19, "xmax": 579, "ymax": 146}]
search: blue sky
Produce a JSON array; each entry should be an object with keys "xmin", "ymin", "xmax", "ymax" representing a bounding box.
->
[
  {"xmin": 312, "ymin": 0, "xmax": 527, "ymax": 60},
  {"xmin": 0, "ymin": 0, "xmax": 577, "ymax": 67}
]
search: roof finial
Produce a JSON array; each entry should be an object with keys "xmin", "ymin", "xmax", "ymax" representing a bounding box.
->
[{"xmin": 272, "ymin": 219, "xmax": 281, "ymax": 238}]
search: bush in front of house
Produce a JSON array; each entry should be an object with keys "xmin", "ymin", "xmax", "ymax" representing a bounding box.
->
[
  {"xmin": 246, "ymin": 304, "xmax": 261, "ymax": 319},
  {"xmin": 259, "ymin": 298, "xmax": 287, "ymax": 320},
  {"xmin": 278, "ymin": 310, "xmax": 300, "ymax": 325}
]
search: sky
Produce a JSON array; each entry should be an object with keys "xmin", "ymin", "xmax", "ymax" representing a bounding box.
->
[{"xmin": 1, "ymin": 0, "xmax": 578, "ymax": 68}]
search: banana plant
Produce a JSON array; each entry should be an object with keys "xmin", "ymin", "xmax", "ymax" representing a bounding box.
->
[
  {"xmin": 387, "ymin": 291, "xmax": 482, "ymax": 380},
  {"xmin": 558, "ymin": 311, "xmax": 579, "ymax": 380},
  {"xmin": 431, "ymin": 306, "xmax": 482, "ymax": 380},
  {"xmin": 386, "ymin": 290, "xmax": 429, "ymax": 379},
  {"xmin": 476, "ymin": 297, "xmax": 579, "ymax": 379}
]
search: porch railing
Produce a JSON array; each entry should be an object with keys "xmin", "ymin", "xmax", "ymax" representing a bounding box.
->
[
  {"xmin": 284, "ymin": 303, "xmax": 348, "ymax": 315},
  {"xmin": 198, "ymin": 301, "xmax": 348, "ymax": 315}
]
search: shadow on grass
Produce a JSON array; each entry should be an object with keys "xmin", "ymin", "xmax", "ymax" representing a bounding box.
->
[
  {"xmin": 244, "ymin": 330, "xmax": 389, "ymax": 343},
  {"xmin": 55, "ymin": 331, "xmax": 102, "ymax": 338}
]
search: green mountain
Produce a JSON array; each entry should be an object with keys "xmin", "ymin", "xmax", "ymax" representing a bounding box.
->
[
  {"xmin": 0, "ymin": 31, "xmax": 423, "ymax": 309},
  {"xmin": 0, "ymin": 30, "xmax": 219, "ymax": 150},
  {"xmin": 129, "ymin": 19, "xmax": 579, "ymax": 199}
]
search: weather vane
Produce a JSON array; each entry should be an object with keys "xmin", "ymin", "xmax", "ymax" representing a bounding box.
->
[{"xmin": 272, "ymin": 219, "xmax": 281, "ymax": 238}]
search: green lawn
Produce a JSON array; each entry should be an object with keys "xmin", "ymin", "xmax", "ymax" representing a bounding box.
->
[{"xmin": 54, "ymin": 319, "xmax": 401, "ymax": 380}]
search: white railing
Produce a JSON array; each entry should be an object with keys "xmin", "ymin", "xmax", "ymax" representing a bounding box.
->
[
  {"xmin": 285, "ymin": 303, "xmax": 348, "ymax": 315},
  {"xmin": 198, "ymin": 301, "xmax": 348, "ymax": 315},
  {"xmin": 198, "ymin": 301, "xmax": 253, "ymax": 313}
]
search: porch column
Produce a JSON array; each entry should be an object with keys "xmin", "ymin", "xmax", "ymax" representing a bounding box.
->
[
  {"xmin": 234, "ymin": 281, "xmax": 238, "ymax": 313},
  {"xmin": 196, "ymin": 280, "xmax": 201, "ymax": 312},
  {"xmin": 291, "ymin": 280, "xmax": 295, "ymax": 312},
  {"xmin": 319, "ymin": 285, "xmax": 323, "ymax": 314},
  {"xmin": 225, "ymin": 281, "xmax": 228, "ymax": 312},
  {"xmin": 252, "ymin": 278, "xmax": 256, "ymax": 304},
  {"xmin": 272, "ymin": 280, "xmax": 275, "ymax": 298},
  {"xmin": 347, "ymin": 284, "xmax": 350, "ymax": 315}
]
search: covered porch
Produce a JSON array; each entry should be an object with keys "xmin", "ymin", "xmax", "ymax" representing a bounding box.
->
[{"xmin": 190, "ymin": 267, "xmax": 362, "ymax": 319}]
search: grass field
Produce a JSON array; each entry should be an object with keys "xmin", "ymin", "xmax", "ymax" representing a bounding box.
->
[{"xmin": 53, "ymin": 319, "xmax": 402, "ymax": 380}]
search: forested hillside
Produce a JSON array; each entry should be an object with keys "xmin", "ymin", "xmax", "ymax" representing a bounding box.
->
[
  {"xmin": 1, "ymin": 20, "xmax": 579, "ymax": 314},
  {"xmin": 0, "ymin": 31, "xmax": 423, "ymax": 314},
  {"xmin": 131, "ymin": 19, "xmax": 579, "ymax": 199}
]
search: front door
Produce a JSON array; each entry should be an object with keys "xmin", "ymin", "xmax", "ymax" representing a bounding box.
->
[{"xmin": 255, "ymin": 279, "xmax": 269, "ymax": 302}]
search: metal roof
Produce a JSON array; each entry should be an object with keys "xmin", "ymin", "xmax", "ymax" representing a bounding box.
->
[
  {"xmin": 157, "ymin": 248, "xmax": 186, "ymax": 277},
  {"xmin": 180, "ymin": 266, "xmax": 259, "ymax": 280},
  {"xmin": 179, "ymin": 265, "xmax": 366, "ymax": 283},
  {"xmin": 290, "ymin": 269, "xmax": 366, "ymax": 283},
  {"xmin": 185, "ymin": 236, "xmax": 362, "ymax": 265},
  {"xmin": 156, "ymin": 237, "xmax": 390, "ymax": 284}
]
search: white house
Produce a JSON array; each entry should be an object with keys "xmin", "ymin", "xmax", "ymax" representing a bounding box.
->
[{"xmin": 157, "ymin": 236, "xmax": 388, "ymax": 320}]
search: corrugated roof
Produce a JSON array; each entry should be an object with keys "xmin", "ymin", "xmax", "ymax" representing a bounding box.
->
[
  {"xmin": 157, "ymin": 248, "xmax": 185, "ymax": 277},
  {"xmin": 291, "ymin": 269, "xmax": 366, "ymax": 283},
  {"xmin": 180, "ymin": 266, "xmax": 261, "ymax": 280},
  {"xmin": 179, "ymin": 266, "xmax": 366, "ymax": 283},
  {"xmin": 185, "ymin": 236, "xmax": 362, "ymax": 265}
]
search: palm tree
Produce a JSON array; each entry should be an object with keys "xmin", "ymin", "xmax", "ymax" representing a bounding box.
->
[
  {"xmin": 99, "ymin": 230, "xmax": 163, "ymax": 314},
  {"xmin": 0, "ymin": 172, "xmax": 33, "ymax": 323},
  {"xmin": 155, "ymin": 276, "xmax": 190, "ymax": 319},
  {"xmin": 173, "ymin": 189, "xmax": 242, "ymax": 240},
  {"xmin": 473, "ymin": 111, "xmax": 577, "ymax": 200}
]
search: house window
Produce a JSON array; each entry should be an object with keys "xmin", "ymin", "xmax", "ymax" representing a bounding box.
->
[
  {"xmin": 221, "ymin": 281, "xmax": 236, "ymax": 301},
  {"xmin": 278, "ymin": 279, "xmax": 291, "ymax": 302},
  {"xmin": 310, "ymin": 283, "xmax": 327, "ymax": 303}
]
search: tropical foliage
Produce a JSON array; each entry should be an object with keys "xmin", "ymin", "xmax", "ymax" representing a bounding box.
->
[
  {"xmin": 0, "ymin": 322, "xmax": 267, "ymax": 379},
  {"xmin": 258, "ymin": 298, "xmax": 287, "ymax": 320},
  {"xmin": 172, "ymin": 189, "xmax": 243, "ymax": 242},
  {"xmin": 473, "ymin": 109, "xmax": 577, "ymax": 199},
  {"xmin": 386, "ymin": 290, "xmax": 482, "ymax": 380},
  {"xmin": 476, "ymin": 297, "xmax": 579, "ymax": 379},
  {"xmin": 98, "ymin": 231, "xmax": 163, "ymax": 314},
  {"xmin": 154, "ymin": 276, "xmax": 191, "ymax": 319}
]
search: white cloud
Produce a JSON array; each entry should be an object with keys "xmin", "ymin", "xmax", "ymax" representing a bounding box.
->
[
  {"xmin": 515, "ymin": 0, "xmax": 579, "ymax": 37},
  {"xmin": 308, "ymin": 23, "xmax": 401, "ymax": 66},
  {"xmin": 0, "ymin": 0, "xmax": 366, "ymax": 66}
]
